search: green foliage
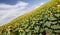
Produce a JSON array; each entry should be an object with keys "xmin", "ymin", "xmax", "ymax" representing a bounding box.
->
[{"xmin": 0, "ymin": 0, "xmax": 60, "ymax": 35}]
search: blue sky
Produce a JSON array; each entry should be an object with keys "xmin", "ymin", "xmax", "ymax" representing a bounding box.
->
[
  {"xmin": 0, "ymin": 0, "xmax": 49, "ymax": 26},
  {"xmin": 0, "ymin": 0, "xmax": 48, "ymax": 5}
]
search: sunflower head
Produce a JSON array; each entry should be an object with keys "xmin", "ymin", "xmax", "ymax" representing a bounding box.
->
[{"xmin": 8, "ymin": 26, "xmax": 13, "ymax": 32}]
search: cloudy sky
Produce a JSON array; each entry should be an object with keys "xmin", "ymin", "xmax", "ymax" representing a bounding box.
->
[{"xmin": 0, "ymin": 0, "xmax": 49, "ymax": 26}]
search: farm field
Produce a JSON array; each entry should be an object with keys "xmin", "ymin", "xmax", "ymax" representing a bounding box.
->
[{"xmin": 0, "ymin": 0, "xmax": 60, "ymax": 35}]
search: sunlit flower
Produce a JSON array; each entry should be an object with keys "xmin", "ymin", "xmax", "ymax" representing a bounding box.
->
[{"xmin": 8, "ymin": 26, "xmax": 13, "ymax": 32}]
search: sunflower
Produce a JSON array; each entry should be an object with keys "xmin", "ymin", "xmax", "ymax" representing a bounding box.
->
[{"xmin": 8, "ymin": 26, "xmax": 13, "ymax": 32}]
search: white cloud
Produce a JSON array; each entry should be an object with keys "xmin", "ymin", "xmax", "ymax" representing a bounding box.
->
[
  {"xmin": 29, "ymin": 2, "xmax": 44, "ymax": 10},
  {"xmin": 0, "ymin": 1, "xmax": 28, "ymax": 9},
  {"xmin": 0, "ymin": 2, "xmax": 44, "ymax": 26},
  {"xmin": 0, "ymin": 1, "xmax": 29, "ymax": 26},
  {"xmin": 40, "ymin": 3, "xmax": 44, "ymax": 5}
]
